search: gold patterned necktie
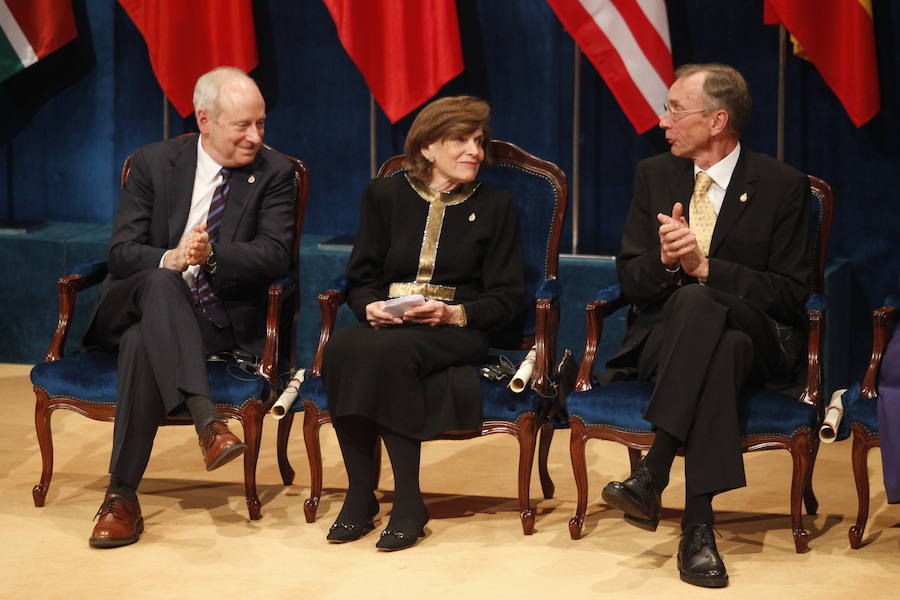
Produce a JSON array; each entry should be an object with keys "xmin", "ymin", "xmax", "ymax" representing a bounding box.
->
[{"xmin": 690, "ymin": 171, "xmax": 716, "ymax": 256}]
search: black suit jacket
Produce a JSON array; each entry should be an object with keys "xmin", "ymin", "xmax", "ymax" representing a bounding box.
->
[
  {"xmin": 606, "ymin": 147, "xmax": 811, "ymax": 381},
  {"xmin": 96, "ymin": 134, "xmax": 296, "ymax": 357}
]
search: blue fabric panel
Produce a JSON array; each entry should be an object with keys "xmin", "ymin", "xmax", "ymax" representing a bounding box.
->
[
  {"xmin": 72, "ymin": 259, "xmax": 108, "ymax": 280},
  {"xmin": 292, "ymin": 371, "xmax": 541, "ymax": 423},
  {"xmin": 480, "ymin": 379, "xmax": 543, "ymax": 422},
  {"xmin": 806, "ymin": 293, "xmax": 828, "ymax": 312},
  {"xmin": 596, "ymin": 284, "xmax": 622, "ymax": 303},
  {"xmin": 738, "ymin": 389, "xmax": 818, "ymax": 437},
  {"xmin": 567, "ymin": 381, "xmax": 655, "ymax": 430},
  {"xmin": 535, "ymin": 279, "xmax": 560, "ymax": 301},
  {"xmin": 567, "ymin": 380, "xmax": 817, "ymax": 438},
  {"xmin": 294, "ymin": 374, "xmax": 326, "ymax": 413},
  {"xmin": 840, "ymin": 381, "xmax": 878, "ymax": 439},
  {"xmin": 478, "ymin": 163, "xmax": 562, "ymax": 337},
  {"xmin": 271, "ymin": 270, "xmax": 297, "ymax": 288},
  {"xmin": 30, "ymin": 352, "xmax": 268, "ymax": 409},
  {"xmin": 328, "ymin": 275, "xmax": 349, "ymax": 293}
]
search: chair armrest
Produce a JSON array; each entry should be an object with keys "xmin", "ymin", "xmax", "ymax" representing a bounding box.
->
[
  {"xmin": 308, "ymin": 277, "xmax": 349, "ymax": 377},
  {"xmin": 258, "ymin": 271, "xmax": 300, "ymax": 394},
  {"xmin": 575, "ymin": 284, "xmax": 625, "ymax": 392},
  {"xmin": 860, "ymin": 299, "xmax": 899, "ymax": 399},
  {"xmin": 45, "ymin": 260, "xmax": 109, "ymax": 362},
  {"xmin": 798, "ymin": 293, "xmax": 827, "ymax": 408}
]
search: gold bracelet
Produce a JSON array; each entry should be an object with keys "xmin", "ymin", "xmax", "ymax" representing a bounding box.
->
[{"xmin": 454, "ymin": 304, "xmax": 468, "ymax": 327}]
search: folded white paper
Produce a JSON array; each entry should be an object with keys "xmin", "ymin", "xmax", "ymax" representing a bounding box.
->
[
  {"xmin": 819, "ymin": 388, "xmax": 846, "ymax": 443},
  {"xmin": 509, "ymin": 347, "xmax": 537, "ymax": 393},
  {"xmin": 271, "ymin": 368, "xmax": 305, "ymax": 420}
]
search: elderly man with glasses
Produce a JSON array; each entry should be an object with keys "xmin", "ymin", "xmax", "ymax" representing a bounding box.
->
[{"xmin": 598, "ymin": 63, "xmax": 811, "ymax": 588}]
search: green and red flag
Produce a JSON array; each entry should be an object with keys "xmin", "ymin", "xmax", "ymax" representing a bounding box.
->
[{"xmin": 0, "ymin": 0, "xmax": 77, "ymax": 83}]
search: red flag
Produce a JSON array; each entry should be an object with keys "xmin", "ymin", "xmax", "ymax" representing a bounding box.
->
[
  {"xmin": 764, "ymin": 0, "xmax": 880, "ymax": 127},
  {"xmin": 118, "ymin": 0, "xmax": 258, "ymax": 117},
  {"xmin": 0, "ymin": 0, "xmax": 77, "ymax": 82},
  {"xmin": 547, "ymin": 0, "xmax": 673, "ymax": 134},
  {"xmin": 323, "ymin": 0, "xmax": 464, "ymax": 123}
]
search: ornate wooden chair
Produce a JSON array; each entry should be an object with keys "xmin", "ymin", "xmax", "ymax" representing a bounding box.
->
[
  {"xmin": 275, "ymin": 140, "xmax": 567, "ymax": 534},
  {"xmin": 831, "ymin": 295, "xmax": 899, "ymax": 548},
  {"xmin": 566, "ymin": 175, "xmax": 834, "ymax": 553},
  {"xmin": 29, "ymin": 142, "xmax": 309, "ymax": 520}
]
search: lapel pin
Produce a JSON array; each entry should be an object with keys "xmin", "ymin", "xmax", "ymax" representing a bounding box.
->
[
  {"xmin": 248, "ymin": 175, "xmax": 256, "ymax": 184},
  {"xmin": 468, "ymin": 212, "xmax": 476, "ymax": 222},
  {"xmin": 739, "ymin": 192, "xmax": 748, "ymax": 203}
]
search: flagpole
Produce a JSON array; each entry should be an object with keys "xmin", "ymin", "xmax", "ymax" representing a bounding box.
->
[
  {"xmin": 162, "ymin": 93, "xmax": 170, "ymax": 141},
  {"xmin": 571, "ymin": 45, "xmax": 582, "ymax": 255},
  {"xmin": 777, "ymin": 25, "xmax": 786, "ymax": 161},
  {"xmin": 370, "ymin": 94, "xmax": 377, "ymax": 178}
]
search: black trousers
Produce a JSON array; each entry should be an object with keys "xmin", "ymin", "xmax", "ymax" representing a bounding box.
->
[
  {"xmin": 84, "ymin": 269, "xmax": 233, "ymax": 489},
  {"xmin": 637, "ymin": 284, "xmax": 789, "ymax": 497}
]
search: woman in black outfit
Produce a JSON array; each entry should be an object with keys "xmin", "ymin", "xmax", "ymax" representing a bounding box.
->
[{"xmin": 323, "ymin": 96, "xmax": 524, "ymax": 551}]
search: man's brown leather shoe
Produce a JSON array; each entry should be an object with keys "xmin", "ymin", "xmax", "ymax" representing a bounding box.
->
[
  {"xmin": 199, "ymin": 419, "xmax": 247, "ymax": 471},
  {"xmin": 89, "ymin": 494, "xmax": 143, "ymax": 548}
]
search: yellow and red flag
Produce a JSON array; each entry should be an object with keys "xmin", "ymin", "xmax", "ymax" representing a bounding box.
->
[{"xmin": 765, "ymin": 0, "xmax": 880, "ymax": 127}]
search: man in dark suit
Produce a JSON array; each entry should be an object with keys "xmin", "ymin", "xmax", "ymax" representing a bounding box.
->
[
  {"xmin": 600, "ymin": 64, "xmax": 810, "ymax": 588},
  {"xmin": 84, "ymin": 66, "xmax": 296, "ymax": 548}
]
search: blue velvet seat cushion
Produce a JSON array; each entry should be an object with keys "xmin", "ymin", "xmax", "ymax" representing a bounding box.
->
[
  {"xmin": 837, "ymin": 381, "xmax": 878, "ymax": 440},
  {"xmin": 31, "ymin": 351, "xmax": 269, "ymax": 409},
  {"xmin": 567, "ymin": 380, "xmax": 818, "ymax": 438},
  {"xmin": 293, "ymin": 371, "xmax": 542, "ymax": 423}
]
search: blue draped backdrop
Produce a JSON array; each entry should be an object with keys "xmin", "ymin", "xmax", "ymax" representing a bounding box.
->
[{"xmin": 1, "ymin": 0, "xmax": 898, "ymax": 375}]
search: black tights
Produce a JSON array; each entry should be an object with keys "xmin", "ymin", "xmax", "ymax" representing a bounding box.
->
[{"xmin": 333, "ymin": 416, "xmax": 426, "ymax": 525}]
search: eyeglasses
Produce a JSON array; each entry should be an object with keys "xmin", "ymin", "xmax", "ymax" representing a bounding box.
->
[{"xmin": 663, "ymin": 104, "xmax": 706, "ymax": 121}]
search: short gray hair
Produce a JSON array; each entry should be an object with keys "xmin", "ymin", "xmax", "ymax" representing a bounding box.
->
[
  {"xmin": 674, "ymin": 63, "xmax": 751, "ymax": 135},
  {"xmin": 192, "ymin": 66, "xmax": 253, "ymax": 118}
]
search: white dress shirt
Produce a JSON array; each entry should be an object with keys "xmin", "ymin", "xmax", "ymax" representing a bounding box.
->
[{"xmin": 694, "ymin": 142, "xmax": 741, "ymax": 215}]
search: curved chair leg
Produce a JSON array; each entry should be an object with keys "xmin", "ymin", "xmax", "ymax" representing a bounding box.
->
[
  {"xmin": 277, "ymin": 412, "xmax": 296, "ymax": 485},
  {"xmin": 238, "ymin": 403, "xmax": 263, "ymax": 521},
  {"xmin": 568, "ymin": 419, "xmax": 588, "ymax": 540},
  {"xmin": 804, "ymin": 436, "xmax": 820, "ymax": 515},
  {"xmin": 303, "ymin": 406, "xmax": 325, "ymax": 523},
  {"xmin": 627, "ymin": 447, "xmax": 642, "ymax": 474},
  {"xmin": 516, "ymin": 413, "xmax": 538, "ymax": 535},
  {"xmin": 538, "ymin": 422, "xmax": 555, "ymax": 499},
  {"xmin": 33, "ymin": 388, "xmax": 54, "ymax": 507},
  {"xmin": 849, "ymin": 429, "xmax": 872, "ymax": 549},
  {"xmin": 789, "ymin": 432, "xmax": 811, "ymax": 553}
]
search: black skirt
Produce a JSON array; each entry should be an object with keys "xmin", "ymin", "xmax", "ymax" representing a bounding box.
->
[{"xmin": 323, "ymin": 322, "xmax": 489, "ymax": 440}]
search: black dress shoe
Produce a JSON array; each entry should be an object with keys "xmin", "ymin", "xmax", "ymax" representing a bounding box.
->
[
  {"xmin": 327, "ymin": 496, "xmax": 380, "ymax": 543},
  {"xmin": 601, "ymin": 460, "xmax": 662, "ymax": 531},
  {"xmin": 678, "ymin": 523, "xmax": 728, "ymax": 588},
  {"xmin": 375, "ymin": 504, "xmax": 429, "ymax": 552}
]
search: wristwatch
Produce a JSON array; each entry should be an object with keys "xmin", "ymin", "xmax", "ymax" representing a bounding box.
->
[{"xmin": 203, "ymin": 246, "xmax": 218, "ymax": 275}]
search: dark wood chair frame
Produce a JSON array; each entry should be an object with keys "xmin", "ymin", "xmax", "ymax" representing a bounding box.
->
[
  {"xmin": 568, "ymin": 175, "xmax": 834, "ymax": 553},
  {"xmin": 275, "ymin": 140, "xmax": 568, "ymax": 534},
  {"xmin": 32, "ymin": 144, "xmax": 309, "ymax": 520},
  {"xmin": 848, "ymin": 302, "xmax": 897, "ymax": 548}
]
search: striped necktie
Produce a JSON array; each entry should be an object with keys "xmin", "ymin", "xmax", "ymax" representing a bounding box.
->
[
  {"xmin": 191, "ymin": 167, "xmax": 230, "ymax": 327},
  {"xmin": 689, "ymin": 171, "xmax": 716, "ymax": 257}
]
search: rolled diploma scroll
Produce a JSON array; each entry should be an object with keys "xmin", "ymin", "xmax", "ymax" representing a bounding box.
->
[
  {"xmin": 509, "ymin": 347, "xmax": 537, "ymax": 393},
  {"xmin": 819, "ymin": 388, "xmax": 846, "ymax": 443},
  {"xmin": 272, "ymin": 368, "xmax": 305, "ymax": 419}
]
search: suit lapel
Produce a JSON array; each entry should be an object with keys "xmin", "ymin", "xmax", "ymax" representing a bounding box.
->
[
  {"xmin": 669, "ymin": 158, "xmax": 694, "ymax": 221},
  {"xmin": 220, "ymin": 154, "xmax": 264, "ymax": 243},
  {"xmin": 709, "ymin": 148, "xmax": 756, "ymax": 256},
  {"xmin": 166, "ymin": 136, "xmax": 199, "ymax": 248}
]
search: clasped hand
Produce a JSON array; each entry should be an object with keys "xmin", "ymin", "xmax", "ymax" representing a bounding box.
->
[
  {"xmin": 657, "ymin": 202, "xmax": 708, "ymax": 280},
  {"xmin": 365, "ymin": 299, "xmax": 462, "ymax": 329},
  {"xmin": 164, "ymin": 224, "xmax": 212, "ymax": 271}
]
